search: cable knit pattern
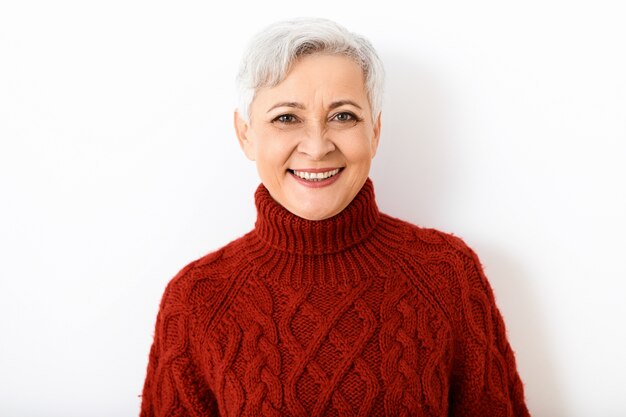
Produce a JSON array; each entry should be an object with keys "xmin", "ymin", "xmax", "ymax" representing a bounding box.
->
[{"xmin": 140, "ymin": 179, "xmax": 530, "ymax": 416}]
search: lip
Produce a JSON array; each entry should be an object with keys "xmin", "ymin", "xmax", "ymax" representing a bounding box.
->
[
  {"xmin": 290, "ymin": 167, "xmax": 343, "ymax": 173},
  {"xmin": 288, "ymin": 167, "xmax": 344, "ymax": 188}
]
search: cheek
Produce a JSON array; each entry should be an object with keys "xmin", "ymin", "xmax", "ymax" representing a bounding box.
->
[
  {"xmin": 256, "ymin": 129, "xmax": 296, "ymax": 167},
  {"xmin": 340, "ymin": 130, "xmax": 376, "ymax": 162}
]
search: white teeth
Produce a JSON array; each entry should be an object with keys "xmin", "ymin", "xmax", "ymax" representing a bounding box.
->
[{"xmin": 292, "ymin": 168, "xmax": 340, "ymax": 181}]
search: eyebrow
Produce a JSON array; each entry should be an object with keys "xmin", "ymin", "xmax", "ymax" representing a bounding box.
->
[
  {"xmin": 267, "ymin": 102, "xmax": 305, "ymax": 113},
  {"xmin": 266, "ymin": 99, "xmax": 363, "ymax": 113}
]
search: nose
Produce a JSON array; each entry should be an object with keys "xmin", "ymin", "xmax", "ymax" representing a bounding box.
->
[{"xmin": 296, "ymin": 122, "xmax": 335, "ymax": 160}]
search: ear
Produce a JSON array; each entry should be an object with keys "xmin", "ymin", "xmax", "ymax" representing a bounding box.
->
[
  {"xmin": 370, "ymin": 111, "xmax": 382, "ymax": 157},
  {"xmin": 234, "ymin": 110, "xmax": 256, "ymax": 161}
]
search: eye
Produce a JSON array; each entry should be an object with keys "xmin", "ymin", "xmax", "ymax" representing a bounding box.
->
[
  {"xmin": 332, "ymin": 112, "xmax": 358, "ymax": 122},
  {"xmin": 272, "ymin": 114, "xmax": 299, "ymax": 124}
]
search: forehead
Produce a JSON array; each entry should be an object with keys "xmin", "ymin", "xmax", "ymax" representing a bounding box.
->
[{"xmin": 253, "ymin": 54, "xmax": 369, "ymax": 109}]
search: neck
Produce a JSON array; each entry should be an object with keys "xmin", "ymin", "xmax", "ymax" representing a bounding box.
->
[{"xmin": 253, "ymin": 178, "xmax": 380, "ymax": 255}]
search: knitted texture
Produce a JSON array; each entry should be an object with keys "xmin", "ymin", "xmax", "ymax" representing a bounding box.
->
[{"xmin": 140, "ymin": 179, "xmax": 530, "ymax": 417}]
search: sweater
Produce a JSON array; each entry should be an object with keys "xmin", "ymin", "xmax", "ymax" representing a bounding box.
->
[{"xmin": 140, "ymin": 179, "xmax": 530, "ymax": 417}]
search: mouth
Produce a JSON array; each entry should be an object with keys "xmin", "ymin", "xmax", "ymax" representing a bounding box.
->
[
  {"xmin": 287, "ymin": 167, "xmax": 344, "ymax": 187},
  {"xmin": 288, "ymin": 168, "xmax": 342, "ymax": 181}
]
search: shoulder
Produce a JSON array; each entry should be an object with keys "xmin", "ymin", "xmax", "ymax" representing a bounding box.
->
[
  {"xmin": 378, "ymin": 213, "xmax": 477, "ymax": 262},
  {"xmin": 378, "ymin": 213, "xmax": 490, "ymax": 307},
  {"xmin": 158, "ymin": 231, "xmax": 256, "ymax": 312}
]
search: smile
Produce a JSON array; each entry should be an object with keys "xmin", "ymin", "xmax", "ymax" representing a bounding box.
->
[{"xmin": 290, "ymin": 168, "xmax": 341, "ymax": 181}]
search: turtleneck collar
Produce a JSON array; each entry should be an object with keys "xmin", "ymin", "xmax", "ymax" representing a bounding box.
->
[{"xmin": 253, "ymin": 178, "xmax": 380, "ymax": 255}]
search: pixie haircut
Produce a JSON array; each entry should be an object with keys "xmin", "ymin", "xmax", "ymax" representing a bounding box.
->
[{"xmin": 236, "ymin": 18, "xmax": 385, "ymax": 122}]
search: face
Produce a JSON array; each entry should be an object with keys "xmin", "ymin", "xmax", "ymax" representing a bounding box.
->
[{"xmin": 234, "ymin": 54, "xmax": 381, "ymax": 221}]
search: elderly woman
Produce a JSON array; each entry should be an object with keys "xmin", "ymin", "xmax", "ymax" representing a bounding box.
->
[{"xmin": 140, "ymin": 18, "xmax": 530, "ymax": 417}]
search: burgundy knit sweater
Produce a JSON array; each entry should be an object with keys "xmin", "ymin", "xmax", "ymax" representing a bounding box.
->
[{"xmin": 140, "ymin": 179, "xmax": 530, "ymax": 417}]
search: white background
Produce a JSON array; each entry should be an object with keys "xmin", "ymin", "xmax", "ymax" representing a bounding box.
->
[{"xmin": 1, "ymin": 1, "xmax": 625, "ymax": 416}]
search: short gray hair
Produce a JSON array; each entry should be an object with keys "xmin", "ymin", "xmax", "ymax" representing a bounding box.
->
[{"xmin": 236, "ymin": 18, "xmax": 385, "ymax": 122}]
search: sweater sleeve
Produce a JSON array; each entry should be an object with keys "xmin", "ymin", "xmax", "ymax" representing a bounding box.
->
[
  {"xmin": 448, "ymin": 242, "xmax": 530, "ymax": 417},
  {"xmin": 140, "ymin": 266, "xmax": 220, "ymax": 417}
]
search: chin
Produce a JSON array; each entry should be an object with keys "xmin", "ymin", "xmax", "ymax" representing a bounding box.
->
[
  {"xmin": 298, "ymin": 211, "xmax": 335, "ymax": 221},
  {"xmin": 288, "ymin": 199, "xmax": 346, "ymax": 221}
]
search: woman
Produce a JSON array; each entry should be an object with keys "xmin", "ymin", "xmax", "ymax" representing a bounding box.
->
[{"xmin": 140, "ymin": 18, "xmax": 530, "ymax": 417}]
